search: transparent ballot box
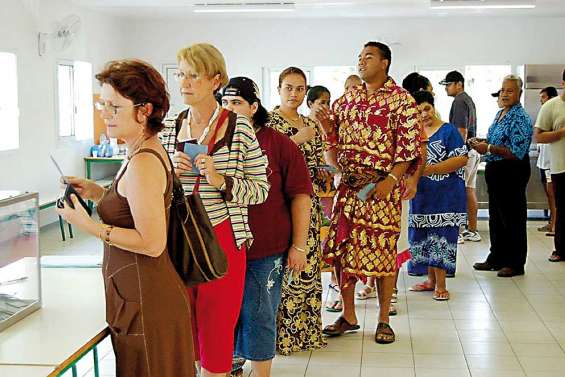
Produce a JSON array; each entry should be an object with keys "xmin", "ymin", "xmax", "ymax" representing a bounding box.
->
[{"xmin": 0, "ymin": 191, "xmax": 41, "ymax": 331}]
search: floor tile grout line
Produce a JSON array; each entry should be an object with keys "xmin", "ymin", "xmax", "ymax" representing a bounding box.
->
[
  {"xmin": 359, "ymin": 297, "xmax": 366, "ymax": 377},
  {"xmin": 508, "ymin": 257, "xmax": 565, "ymax": 355},
  {"xmin": 302, "ymin": 350, "xmax": 312, "ymax": 377},
  {"xmin": 400, "ymin": 270, "xmax": 418, "ymax": 376},
  {"xmin": 459, "ymin": 247, "xmax": 529, "ymax": 376},
  {"xmin": 440, "ymin": 265, "xmax": 473, "ymax": 376}
]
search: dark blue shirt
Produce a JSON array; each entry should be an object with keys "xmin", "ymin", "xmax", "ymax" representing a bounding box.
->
[{"xmin": 485, "ymin": 103, "xmax": 532, "ymax": 162}]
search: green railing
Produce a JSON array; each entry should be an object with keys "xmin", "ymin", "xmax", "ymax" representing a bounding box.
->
[{"xmin": 48, "ymin": 328, "xmax": 110, "ymax": 377}]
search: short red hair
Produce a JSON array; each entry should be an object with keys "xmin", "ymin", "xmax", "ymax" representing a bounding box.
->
[{"xmin": 95, "ymin": 59, "xmax": 170, "ymax": 135}]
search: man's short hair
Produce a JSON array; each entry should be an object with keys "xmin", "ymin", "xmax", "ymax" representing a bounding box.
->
[
  {"xmin": 364, "ymin": 41, "xmax": 391, "ymax": 74},
  {"xmin": 540, "ymin": 86, "xmax": 559, "ymax": 98}
]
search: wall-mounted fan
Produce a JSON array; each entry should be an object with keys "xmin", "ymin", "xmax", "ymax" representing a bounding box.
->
[{"xmin": 38, "ymin": 14, "xmax": 82, "ymax": 56}]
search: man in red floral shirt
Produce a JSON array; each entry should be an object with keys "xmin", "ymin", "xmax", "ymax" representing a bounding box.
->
[{"xmin": 317, "ymin": 41, "xmax": 421, "ymax": 344}]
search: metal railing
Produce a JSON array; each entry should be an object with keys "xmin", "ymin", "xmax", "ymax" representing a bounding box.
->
[{"xmin": 48, "ymin": 328, "xmax": 110, "ymax": 377}]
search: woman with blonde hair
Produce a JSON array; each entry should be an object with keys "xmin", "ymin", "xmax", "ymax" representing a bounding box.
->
[{"xmin": 166, "ymin": 43, "xmax": 269, "ymax": 376}]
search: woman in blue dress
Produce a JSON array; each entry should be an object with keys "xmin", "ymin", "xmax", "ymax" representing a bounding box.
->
[{"xmin": 407, "ymin": 91, "xmax": 468, "ymax": 301}]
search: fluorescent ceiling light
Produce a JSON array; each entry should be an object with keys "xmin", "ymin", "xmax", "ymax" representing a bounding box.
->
[
  {"xmin": 193, "ymin": 2, "xmax": 295, "ymax": 13},
  {"xmin": 430, "ymin": 0, "xmax": 536, "ymax": 10}
]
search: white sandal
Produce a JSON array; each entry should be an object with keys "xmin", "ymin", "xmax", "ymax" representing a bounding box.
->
[{"xmin": 356, "ymin": 285, "xmax": 376, "ymax": 300}]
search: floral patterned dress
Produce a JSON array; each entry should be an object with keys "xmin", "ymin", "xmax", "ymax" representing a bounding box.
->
[
  {"xmin": 268, "ymin": 109, "xmax": 327, "ymax": 355},
  {"xmin": 407, "ymin": 123, "xmax": 467, "ymax": 276}
]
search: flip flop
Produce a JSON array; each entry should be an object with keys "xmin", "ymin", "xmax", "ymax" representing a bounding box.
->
[
  {"xmin": 409, "ymin": 282, "xmax": 435, "ymax": 292},
  {"xmin": 322, "ymin": 316, "xmax": 360, "ymax": 337},
  {"xmin": 375, "ymin": 322, "xmax": 395, "ymax": 344},
  {"xmin": 328, "ymin": 283, "xmax": 340, "ymax": 293},
  {"xmin": 325, "ymin": 300, "xmax": 343, "ymax": 312},
  {"xmin": 433, "ymin": 290, "xmax": 450, "ymax": 301}
]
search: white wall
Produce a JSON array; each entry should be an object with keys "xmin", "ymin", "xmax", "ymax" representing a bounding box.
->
[
  {"xmin": 0, "ymin": 0, "xmax": 125, "ymax": 223},
  {"xmin": 122, "ymin": 16, "xmax": 565, "ymax": 102},
  {"xmin": 3, "ymin": 8, "xmax": 565, "ymax": 224}
]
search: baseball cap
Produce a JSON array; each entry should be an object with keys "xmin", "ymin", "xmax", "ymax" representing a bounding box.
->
[
  {"xmin": 439, "ymin": 71, "xmax": 465, "ymax": 86},
  {"xmin": 221, "ymin": 77, "xmax": 261, "ymax": 104},
  {"xmin": 491, "ymin": 90, "xmax": 501, "ymax": 98}
]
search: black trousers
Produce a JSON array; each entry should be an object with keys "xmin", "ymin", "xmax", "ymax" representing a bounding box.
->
[
  {"xmin": 484, "ymin": 157, "xmax": 531, "ymax": 271},
  {"xmin": 552, "ymin": 172, "xmax": 565, "ymax": 257}
]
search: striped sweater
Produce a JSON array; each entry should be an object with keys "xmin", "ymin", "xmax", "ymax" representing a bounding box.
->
[{"xmin": 160, "ymin": 110, "xmax": 269, "ymax": 248}]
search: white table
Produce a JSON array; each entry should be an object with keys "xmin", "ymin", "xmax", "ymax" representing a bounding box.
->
[{"xmin": 0, "ymin": 267, "xmax": 106, "ymax": 375}]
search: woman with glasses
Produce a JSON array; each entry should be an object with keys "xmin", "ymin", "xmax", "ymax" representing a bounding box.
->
[
  {"xmin": 221, "ymin": 77, "xmax": 313, "ymax": 377},
  {"xmin": 58, "ymin": 59, "xmax": 195, "ymax": 377},
  {"xmin": 268, "ymin": 67, "xmax": 328, "ymax": 355},
  {"xmin": 165, "ymin": 44, "xmax": 269, "ymax": 377}
]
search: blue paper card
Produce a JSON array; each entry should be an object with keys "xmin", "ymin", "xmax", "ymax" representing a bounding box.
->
[
  {"xmin": 357, "ymin": 183, "xmax": 376, "ymax": 201},
  {"xmin": 184, "ymin": 143, "xmax": 208, "ymax": 174}
]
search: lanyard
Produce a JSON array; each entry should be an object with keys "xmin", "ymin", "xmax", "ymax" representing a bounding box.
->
[
  {"xmin": 187, "ymin": 103, "xmax": 222, "ymax": 144},
  {"xmin": 193, "ymin": 108, "xmax": 230, "ymax": 194}
]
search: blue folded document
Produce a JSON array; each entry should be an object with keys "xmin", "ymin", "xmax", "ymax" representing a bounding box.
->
[
  {"xmin": 357, "ymin": 183, "xmax": 376, "ymax": 201},
  {"xmin": 184, "ymin": 143, "xmax": 208, "ymax": 174}
]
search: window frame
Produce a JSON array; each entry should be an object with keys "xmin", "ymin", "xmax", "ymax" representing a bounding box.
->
[
  {"xmin": 162, "ymin": 63, "xmax": 183, "ymax": 119},
  {"xmin": 55, "ymin": 59, "xmax": 93, "ymax": 143},
  {"xmin": 56, "ymin": 60, "xmax": 76, "ymax": 139}
]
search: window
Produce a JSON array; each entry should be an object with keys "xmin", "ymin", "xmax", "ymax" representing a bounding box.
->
[
  {"xmin": 163, "ymin": 64, "xmax": 184, "ymax": 118},
  {"xmin": 420, "ymin": 66, "xmax": 512, "ymax": 137},
  {"xmin": 263, "ymin": 66, "xmax": 356, "ymax": 113},
  {"xmin": 419, "ymin": 69, "xmax": 454, "ymax": 123},
  {"xmin": 465, "ymin": 65, "xmax": 512, "ymax": 137},
  {"xmin": 312, "ymin": 66, "xmax": 357, "ymax": 103},
  {"xmin": 57, "ymin": 61, "xmax": 93, "ymax": 140},
  {"xmin": 0, "ymin": 52, "xmax": 19, "ymax": 151}
]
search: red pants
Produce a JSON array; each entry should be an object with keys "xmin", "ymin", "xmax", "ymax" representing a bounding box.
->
[{"xmin": 187, "ymin": 218, "xmax": 246, "ymax": 373}]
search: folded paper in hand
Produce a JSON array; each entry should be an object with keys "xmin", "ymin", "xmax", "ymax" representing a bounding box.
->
[{"xmin": 184, "ymin": 143, "xmax": 208, "ymax": 174}]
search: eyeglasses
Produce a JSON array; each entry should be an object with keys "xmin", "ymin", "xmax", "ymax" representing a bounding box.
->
[
  {"xmin": 94, "ymin": 101, "xmax": 144, "ymax": 116},
  {"xmin": 173, "ymin": 71, "xmax": 200, "ymax": 82}
]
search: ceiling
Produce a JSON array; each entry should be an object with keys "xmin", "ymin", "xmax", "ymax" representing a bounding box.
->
[{"xmin": 72, "ymin": 0, "xmax": 565, "ymax": 19}]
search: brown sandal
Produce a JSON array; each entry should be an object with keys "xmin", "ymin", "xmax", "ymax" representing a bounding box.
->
[
  {"xmin": 322, "ymin": 316, "xmax": 360, "ymax": 337},
  {"xmin": 375, "ymin": 322, "xmax": 395, "ymax": 344}
]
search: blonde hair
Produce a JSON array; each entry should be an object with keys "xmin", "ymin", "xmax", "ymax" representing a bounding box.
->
[{"xmin": 176, "ymin": 43, "xmax": 229, "ymax": 88}]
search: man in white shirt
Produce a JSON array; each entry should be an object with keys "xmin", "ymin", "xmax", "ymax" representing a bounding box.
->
[
  {"xmin": 535, "ymin": 70, "xmax": 565, "ymax": 262},
  {"xmin": 536, "ymin": 87, "xmax": 558, "ymax": 235}
]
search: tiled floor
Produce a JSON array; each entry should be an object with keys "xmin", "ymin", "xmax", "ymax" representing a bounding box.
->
[{"xmin": 42, "ymin": 220, "xmax": 565, "ymax": 377}]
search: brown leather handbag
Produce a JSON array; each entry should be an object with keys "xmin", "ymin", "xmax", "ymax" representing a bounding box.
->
[{"xmin": 167, "ymin": 109, "xmax": 230, "ymax": 286}]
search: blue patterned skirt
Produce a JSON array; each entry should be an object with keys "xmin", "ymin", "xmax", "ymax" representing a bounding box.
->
[{"xmin": 407, "ymin": 226, "xmax": 458, "ymax": 275}]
